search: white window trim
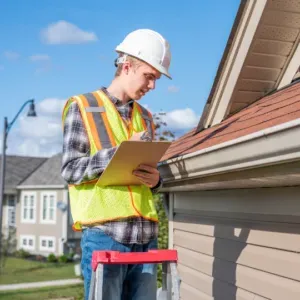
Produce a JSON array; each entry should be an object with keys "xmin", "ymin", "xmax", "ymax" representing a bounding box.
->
[
  {"xmin": 40, "ymin": 191, "xmax": 57, "ymax": 224},
  {"xmin": 21, "ymin": 192, "xmax": 37, "ymax": 224},
  {"xmin": 39, "ymin": 236, "xmax": 56, "ymax": 252},
  {"xmin": 20, "ymin": 235, "xmax": 35, "ymax": 251}
]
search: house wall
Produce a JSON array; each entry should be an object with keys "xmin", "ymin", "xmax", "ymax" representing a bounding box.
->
[
  {"xmin": 16, "ymin": 188, "xmax": 69, "ymax": 256},
  {"xmin": 171, "ymin": 186, "xmax": 300, "ymax": 300}
]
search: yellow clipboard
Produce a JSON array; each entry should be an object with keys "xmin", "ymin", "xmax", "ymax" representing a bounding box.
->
[{"xmin": 96, "ymin": 141, "xmax": 171, "ymax": 186}]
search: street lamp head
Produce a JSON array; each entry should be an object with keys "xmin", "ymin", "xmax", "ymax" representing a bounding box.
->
[{"xmin": 27, "ymin": 99, "xmax": 37, "ymax": 117}]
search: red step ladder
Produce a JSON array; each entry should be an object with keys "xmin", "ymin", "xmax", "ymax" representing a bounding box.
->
[{"xmin": 89, "ymin": 249, "xmax": 180, "ymax": 300}]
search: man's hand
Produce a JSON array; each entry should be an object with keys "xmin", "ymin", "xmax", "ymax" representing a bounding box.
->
[
  {"xmin": 133, "ymin": 164, "xmax": 160, "ymax": 188},
  {"xmin": 129, "ymin": 131, "xmax": 152, "ymax": 142}
]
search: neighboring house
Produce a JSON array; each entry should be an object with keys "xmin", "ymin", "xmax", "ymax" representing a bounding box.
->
[
  {"xmin": 1, "ymin": 155, "xmax": 47, "ymax": 237},
  {"xmin": 16, "ymin": 153, "xmax": 81, "ymax": 257},
  {"xmin": 159, "ymin": 1, "xmax": 300, "ymax": 300}
]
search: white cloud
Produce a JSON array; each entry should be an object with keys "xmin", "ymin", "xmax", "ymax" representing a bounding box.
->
[
  {"xmin": 30, "ymin": 54, "xmax": 50, "ymax": 62},
  {"xmin": 168, "ymin": 85, "xmax": 180, "ymax": 93},
  {"xmin": 38, "ymin": 98, "xmax": 65, "ymax": 115},
  {"xmin": 6, "ymin": 98, "xmax": 66, "ymax": 157},
  {"xmin": 4, "ymin": 51, "xmax": 20, "ymax": 60},
  {"xmin": 41, "ymin": 21, "xmax": 98, "ymax": 44},
  {"xmin": 158, "ymin": 108, "xmax": 199, "ymax": 130}
]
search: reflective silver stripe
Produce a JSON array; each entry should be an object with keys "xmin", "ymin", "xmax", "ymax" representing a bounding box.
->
[
  {"xmin": 84, "ymin": 93, "xmax": 113, "ymax": 149},
  {"xmin": 85, "ymin": 107, "xmax": 106, "ymax": 113}
]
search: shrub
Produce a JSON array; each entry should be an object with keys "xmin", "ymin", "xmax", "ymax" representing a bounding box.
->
[
  {"xmin": 67, "ymin": 252, "xmax": 75, "ymax": 262},
  {"xmin": 15, "ymin": 249, "xmax": 31, "ymax": 258},
  {"xmin": 58, "ymin": 254, "xmax": 68, "ymax": 263},
  {"xmin": 47, "ymin": 253, "xmax": 57, "ymax": 263},
  {"xmin": 154, "ymin": 194, "xmax": 169, "ymax": 288}
]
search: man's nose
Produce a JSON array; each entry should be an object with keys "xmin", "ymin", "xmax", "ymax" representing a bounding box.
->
[{"xmin": 148, "ymin": 80, "xmax": 156, "ymax": 90}]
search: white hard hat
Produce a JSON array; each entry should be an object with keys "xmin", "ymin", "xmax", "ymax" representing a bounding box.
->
[{"xmin": 115, "ymin": 29, "xmax": 172, "ymax": 79}]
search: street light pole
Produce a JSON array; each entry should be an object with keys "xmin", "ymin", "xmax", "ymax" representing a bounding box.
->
[
  {"xmin": 0, "ymin": 117, "xmax": 7, "ymax": 250},
  {"xmin": 0, "ymin": 99, "xmax": 37, "ymax": 255}
]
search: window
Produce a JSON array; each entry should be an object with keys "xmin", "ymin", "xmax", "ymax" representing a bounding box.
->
[
  {"xmin": 20, "ymin": 235, "xmax": 35, "ymax": 251},
  {"xmin": 8, "ymin": 208, "xmax": 16, "ymax": 226},
  {"xmin": 40, "ymin": 192, "xmax": 57, "ymax": 224},
  {"xmin": 7, "ymin": 195, "xmax": 16, "ymax": 227},
  {"xmin": 39, "ymin": 236, "xmax": 55, "ymax": 252},
  {"xmin": 21, "ymin": 192, "xmax": 36, "ymax": 223}
]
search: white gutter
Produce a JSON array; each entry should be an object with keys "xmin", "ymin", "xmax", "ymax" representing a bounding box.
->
[
  {"xmin": 17, "ymin": 185, "xmax": 66, "ymax": 189},
  {"xmin": 158, "ymin": 118, "xmax": 300, "ymax": 183}
]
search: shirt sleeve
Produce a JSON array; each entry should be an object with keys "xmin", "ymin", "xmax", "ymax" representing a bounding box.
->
[
  {"xmin": 151, "ymin": 176, "xmax": 163, "ymax": 194},
  {"xmin": 61, "ymin": 101, "xmax": 117, "ymax": 185}
]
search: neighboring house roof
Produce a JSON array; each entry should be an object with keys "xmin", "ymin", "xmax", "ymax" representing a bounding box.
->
[
  {"xmin": 162, "ymin": 80, "xmax": 300, "ymax": 161},
  {"xmin": 197, "ymin": 0, "xmax": 300, "ymax": 131},
  {"xmin": 0, "ymin": 155, "xmax": 47, "ymax": 193},
  {"xmin": 18, "ymin": 153, "xmax": 66, "ymax": 188}
]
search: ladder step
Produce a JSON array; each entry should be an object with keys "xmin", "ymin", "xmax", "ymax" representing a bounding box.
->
[{"xmin": 92, "ymin": 250, "xmax": 178, "ymax": 271}]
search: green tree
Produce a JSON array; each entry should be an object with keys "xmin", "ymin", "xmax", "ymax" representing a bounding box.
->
[
  {"xmin": 154, "ymin": 194, "xmax": 169, "ymax": 288},
  {"xmin": 153, "ymin": 111, "xmax": 175, "ymax": 141},
  {"xmin": 152, "ymin": 110, "xmax": 174, "ymax": 287}
]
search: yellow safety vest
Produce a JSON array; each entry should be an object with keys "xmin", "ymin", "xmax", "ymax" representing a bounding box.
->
[{"xmin": 62, "ymin": 89, "xmax": 158, "ymax": 231}]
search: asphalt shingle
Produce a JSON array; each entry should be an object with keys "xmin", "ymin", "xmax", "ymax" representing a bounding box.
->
[
  {"xmin": 0, "ymin": 155, "xmax": 47, "ymax": 191},
  {"xmin": 20, "ymin": 153, "xmax": 66, "ymax": 186}
]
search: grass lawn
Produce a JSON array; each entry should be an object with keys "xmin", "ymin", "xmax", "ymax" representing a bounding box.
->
[
  {"xmin": 0, "ymin": 284, "xmax": 84, "ymax": 300},
  {"xmin": 0, "ymin": 257, "xmax": 78, "ymax": 285}
]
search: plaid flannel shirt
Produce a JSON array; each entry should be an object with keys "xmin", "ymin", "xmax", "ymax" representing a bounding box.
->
[{"xmin": 61, "ymin": 88, "xmax": 161, "ymax": 244}]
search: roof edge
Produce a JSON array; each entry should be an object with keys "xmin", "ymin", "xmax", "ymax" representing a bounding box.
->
[
  {"xmin": 159, "ymin": 117, "xmax": 300, "ymax": 183},
  {"xmin": 195, "ymin": 0, "xmax": 248, "ymax": 133},
  {"xmin": 17, "ymin": 185, "xmax": 66, "ymax": 189}
]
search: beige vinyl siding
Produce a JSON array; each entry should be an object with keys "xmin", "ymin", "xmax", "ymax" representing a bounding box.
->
[{"xmin": 172, "ymin": 186, "xmax": 300, "ymax": 300}]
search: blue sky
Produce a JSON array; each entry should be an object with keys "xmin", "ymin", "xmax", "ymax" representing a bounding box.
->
[{"xmin": 0, "ymin": 0, "xmax": 240, "ymax": 157}]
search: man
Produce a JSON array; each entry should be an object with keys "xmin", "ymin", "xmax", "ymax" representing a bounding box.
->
[{"xmin": 61, "ymin": 29, "xmax": 172, "ymax": 300}]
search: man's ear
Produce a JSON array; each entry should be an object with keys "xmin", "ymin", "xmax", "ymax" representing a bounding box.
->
[{"xmin": 122, "ymin": 61, "xmax": 132, "ymax": 75}]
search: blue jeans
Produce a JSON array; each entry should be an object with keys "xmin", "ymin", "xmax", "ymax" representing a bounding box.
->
[{"xmin": 81, "ymin": 228, "xmax": 157, "ymax": 300}]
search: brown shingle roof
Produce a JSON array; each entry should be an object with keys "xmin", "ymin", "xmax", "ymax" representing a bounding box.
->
[{"xmin": 162, "ymin": 81, "xmax": 300, "ymax": 161}]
